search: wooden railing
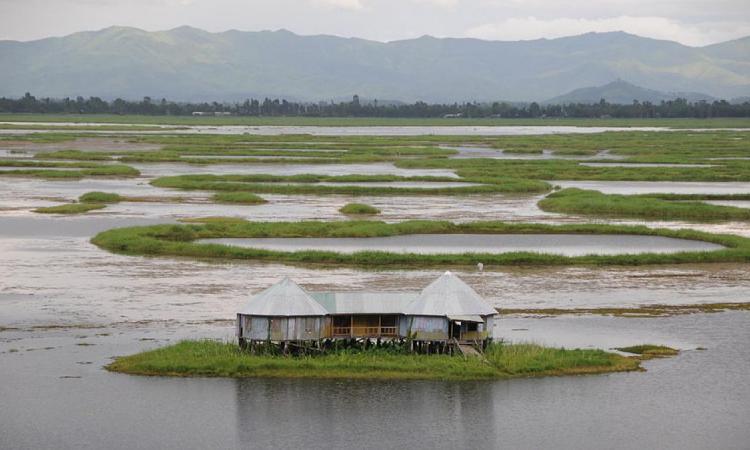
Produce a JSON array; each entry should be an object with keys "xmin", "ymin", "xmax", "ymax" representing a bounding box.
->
[
  {"xmin": 460, "ymin": 331, "xmax": 488, "ymax": 341},
  {"xmin": 332, "ymin": 326, "xmax": 398, "ymax": 337}
]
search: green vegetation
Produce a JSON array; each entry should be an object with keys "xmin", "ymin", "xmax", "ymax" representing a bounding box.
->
[
  {"xmin": 106, "ymin": 339, "xmax": 643, "ymax": 380},
  {"xmin": 615, "ymin": 345, "xmax": 679, "ymax": 359},
  {"xmin": 34, "ymin": 203, "xmax": 106, "ymax": 214},
  {"xmin": 0, "ymin": 161, "xmax": 140, "ymax": 179},
  {"xmin": 212, "ymin": 192, "xmax": 267, "ymax": 204},
  {"xmin": 90, "ymin": 219, "xmax": 750, "ymax": 268},
  {"xmin": 151, "ymin": 174, "xmax": 550, "ymax": 195},
  {"xmin": 340, "ymin": 203, "xmax": 381, "ymax": 215},
  {"xmin": 79, "ymin": 191, "xmax": 123, "ymax": 203},
  {"xmin": 539, "ymin": 188, "xmax": 750, "ymax": 222},
  {"xmin": 398, "ymin": 157, "xmax": 750, "ymax": 183}
]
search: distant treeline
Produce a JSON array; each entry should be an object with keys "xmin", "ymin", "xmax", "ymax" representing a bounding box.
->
[{"xmin": 2, "ymin": 93, "xmax": 749, "ymax": 118}]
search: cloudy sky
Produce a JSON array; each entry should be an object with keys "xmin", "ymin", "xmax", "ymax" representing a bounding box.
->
[{"xmin": 1, "ymin": 0, "xmax": 749, "ymax": 46}]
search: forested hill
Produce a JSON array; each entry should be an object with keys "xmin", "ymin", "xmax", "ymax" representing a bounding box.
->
[{"xmin": 0, "ymin": 27, "xmax": 748, "ymax": 102}]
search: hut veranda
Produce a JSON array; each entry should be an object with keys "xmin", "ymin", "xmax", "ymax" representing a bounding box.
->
[{"xmin": 236, "ymin": 272, "xmax": 497, "ymax": 354}]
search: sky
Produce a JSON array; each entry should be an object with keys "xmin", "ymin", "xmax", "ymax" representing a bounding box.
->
[{"xmin": 1, "ymin": 0, "xmax": 749, "ymax": 46}]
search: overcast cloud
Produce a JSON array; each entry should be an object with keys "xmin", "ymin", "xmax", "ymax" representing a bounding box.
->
[{"xmin": 0, "ymin": 0, "xmax": 748, "ymax": 46}]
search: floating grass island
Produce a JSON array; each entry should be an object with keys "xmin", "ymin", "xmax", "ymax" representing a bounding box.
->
[
  {"xmin": 34, "ymin": 203, "xmax": 107, "ymax": 214},
  {"xmin": 0, "ymin": 161, "xmax": 140, "ymax": 179},
  {"xmin": 79, "ymin": 191, "xmax": 124, "ymax": 203},
  {"xmin": 339, "ymin": 203, "xmax": 381, "ymax": 215},
  {"xmin": 212, "ymin": 192, "xmax": 267, "ymax": 205},
  {"xmin": 90, "ymin": 219, "xmax": 750, "ymax": 267},
  {"xmin": 105, "ymin": 340, "xmax": 669, "ymax": 381},
  {"xmin": 615, "ymin": 345, "xmax": 680, "ymax": 359},
  {"xmin": 539, "ymin": 188, "xmax": 750, "ymax": 222},
  {"xmin": 150, "ymin": 174, "xmax": 551, "ymax": 195}
]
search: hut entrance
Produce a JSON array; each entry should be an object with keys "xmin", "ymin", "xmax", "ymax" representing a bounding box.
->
[{"xmin": 332, "ymin": 315, "xmax": 351, "ymax": 337}]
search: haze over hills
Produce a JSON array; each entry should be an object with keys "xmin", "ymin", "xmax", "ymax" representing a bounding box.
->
[
  {"xmin": 0, "ymin": 26, "xmax": 748, "ymax": 102},
  {"xmin": 546, "ymin": 80, "xmax": 716, "ymax": 104}
]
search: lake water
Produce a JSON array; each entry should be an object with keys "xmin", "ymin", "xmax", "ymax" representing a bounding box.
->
[
  {"xmin": 579, "ymin": 162, "xmax": 714, "ymax": 168},
  {"xmin": 0, "ymin": 122, "xmax": 675, "ymax": 136},
  {"xmin": 444, "ymin": 146, "xmax": 625, "ymax": 160},
  {"xmin": 1, "ymin": 127, "xmax": 749, "ymax": 449},
  {"xmin": 554, "ymin": 180, "xmax": 750, "ymax": 195},
  {"xmin": 1, "ymin": 313, "xmax": 748, "ymax": 450},
  {"xmin": 200, "ymin": 233, "xmax": 723, "ymax": 256},
  {"xmin": 130, "ymin": 162, "xmax": 459, "ymax": 178}
]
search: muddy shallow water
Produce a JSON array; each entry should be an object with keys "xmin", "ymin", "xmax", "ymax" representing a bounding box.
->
[{"xmin": 201, "ymin": 233, "xmax": 723, "ymax": 256}]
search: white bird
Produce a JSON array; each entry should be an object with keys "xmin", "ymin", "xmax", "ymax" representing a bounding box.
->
[{"xmin": 477, "ymin": 262, "xmax": 484, "ymax": 272}]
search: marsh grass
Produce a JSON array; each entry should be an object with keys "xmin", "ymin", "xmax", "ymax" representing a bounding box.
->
[
  {"xmin": 79, "ymin": 191, "xmax": 123, "ymax": 203},
  {"xmin": 339, "ymin": 203, "xmax": 381, "ymax": 215},
  {"xmin": 90, "ymin": 219, "xmax": 750, "ymax": 267},
  {"xmin": 614, "ymin": 345, "xmax": 679, "ymax": 359},
  {"xmin": 538, "ymin": 188, "xmax": 750, "ymax": 222},
  {"xmin": 34, "ymin": 203, "xmax": 106, "ymax": 214},
  {"xmin": 151, "ymin": 174, "xmax": 550, "ymax": 195},
  {"xmin": 106, "ymin": 340, "xmax": 641, "ymax": 380}
]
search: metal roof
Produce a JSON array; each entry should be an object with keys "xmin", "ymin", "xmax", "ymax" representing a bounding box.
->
[
  {"xmin": 403, "ymin": 271, "xmax": 497, "ymax": 317},
  {"xmin": 310, "ymin": 292, "xmax": 418, "ymax": 314},
  {"xmin": 238, "ymin": 272, "xmax": 497, "ymax": 318},
  {"xmin": 237, "ymin": 277, "xmax": 329, "ymax": 317}
]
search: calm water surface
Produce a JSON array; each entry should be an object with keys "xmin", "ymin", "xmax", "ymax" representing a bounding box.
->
[
  {"xmin": 0, "ymin": 313, "xmax": 748, "ymax": 450},
  {"xmin": 555, "ymin": 180, "xmax": 750, "ymax": 195},
  {"xmin": 201, "ymin": 233, "xmax": 723, "ymax": 256}
]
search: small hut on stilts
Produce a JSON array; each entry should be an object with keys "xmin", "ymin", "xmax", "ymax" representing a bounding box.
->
[{"xmin": 237, "ymin": 271, "xmax": 498, "ymax": 354}]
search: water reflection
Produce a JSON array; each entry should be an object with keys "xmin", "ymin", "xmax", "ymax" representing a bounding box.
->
[{"xmin": 234, "ymin": 378, "xmax": 497, "ymax": 449}]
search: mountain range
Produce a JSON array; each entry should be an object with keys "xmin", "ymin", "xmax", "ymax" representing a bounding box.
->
[{"xmin": 0, "ymin": 26, "xmax": 748, "ymax": 102}]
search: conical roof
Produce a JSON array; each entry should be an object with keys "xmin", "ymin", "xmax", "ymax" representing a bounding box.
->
[
  {"xmin": 238, "ymin": 277, "xmax": 328, "ymax": 317},
  {"xmin": 404, "ymin": 271, "xmax": 497, "ymax": 317}
]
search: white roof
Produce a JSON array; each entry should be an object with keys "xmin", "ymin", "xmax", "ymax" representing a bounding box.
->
[
  {"xmin": 238, "ymin": 277, "xmax": 328, "ymax": 317},
  {"xmin": 404, "ymin": 271, "xmax": 497, "ymax": 317}
]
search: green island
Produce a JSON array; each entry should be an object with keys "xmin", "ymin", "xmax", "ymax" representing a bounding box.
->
[
  {"xmin": 340, "ymin": 203, "xmax": 381, "ymax": 215},
  {"xmin": 614, "ymin": 345, "xmax": 680, "ymax": 359},
  {"xmin": 150, "ymin": 174, "xmax": 550, "ymax": 195},
  {"xmin": 104, "ymin": 339, "xmax": 675, "ymax": 381},
  {"xmin": 90, "ymin": 219, "xmax": 750, "ymax": 267},
  {"xmin": 34, "ymin": 203, "xmax": 107, "ymax": 214},
  {"xmin": 0, "ymin": 160, "xmax": 140, "ymax": 179},
  {"xmin": 539, "ymin": 188, "xmax": 750, "ymax": 222},
  {"xmin": 212, "ymin": 192, "xmax": 267, "ymax": 204}
]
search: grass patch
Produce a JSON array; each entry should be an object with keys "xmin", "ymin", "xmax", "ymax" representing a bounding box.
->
[
  {"xmin": 615, "ymin": 345, "xmax": 679, "ymax": 359},
  {"xmin": 90, "ymin": 219, "xmax": 750, "ymax": 267},
  {"xmin": 79, "ymin": 191, "xmax": 123, "ymax": 203},
  {"xmin": 340, "ymin": 203, "xmax": 381, "ymax": 215},
  {"xmin": 151, "ymin": 174, "xmax": 551, "ymax": 195},
  {"xmin": 538, "ymin": 188, "xmax": 750, "ymax": 222},
  {"xmin": 105, "ymin": 340, "xmax": 641, "ymax": 380},
  {"xmin": 0, "ymin": 161, "xmax": 140, "ymax": 179},
  {"xmin": 212, "ymin": 192, "xmax": 267, "ymax": 204},
  {"xmin": 34, "ymin": 203, "xmax": 106, "ymax": 214}
]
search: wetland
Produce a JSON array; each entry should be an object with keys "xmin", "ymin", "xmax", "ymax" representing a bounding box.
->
[{"xmin": 1, "ymin": 121, "xmax": 749, "ymax": 449}]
